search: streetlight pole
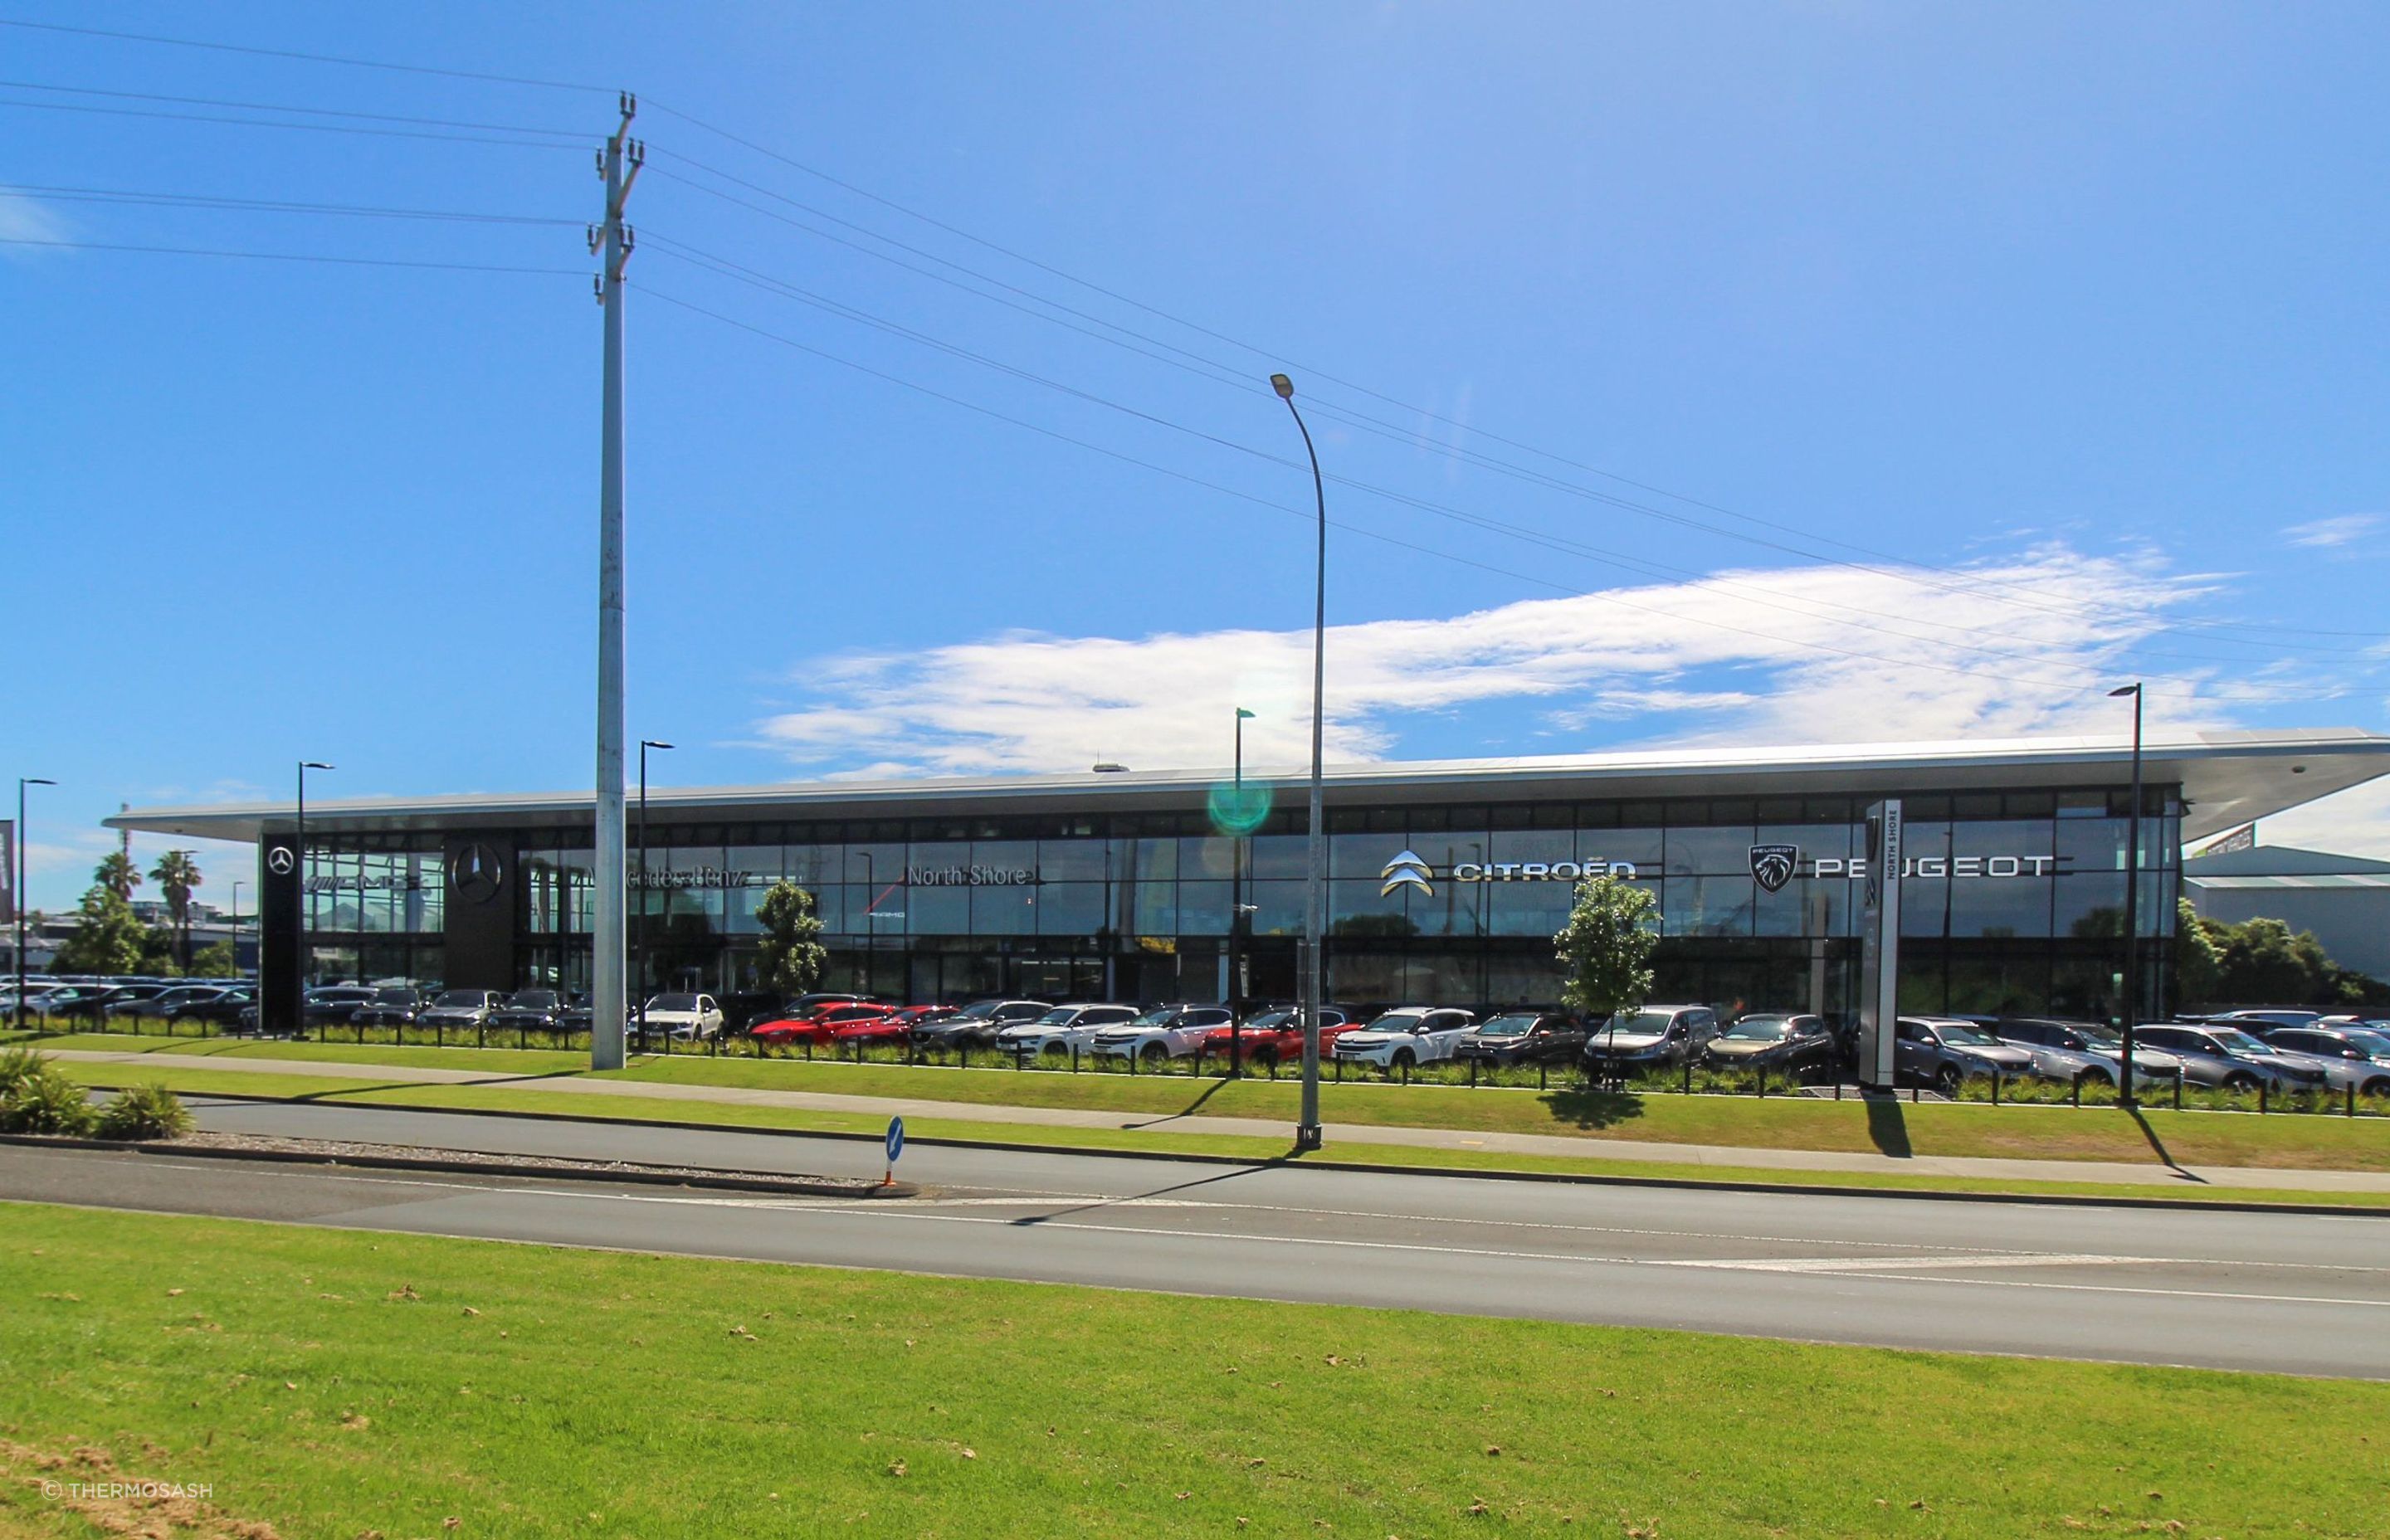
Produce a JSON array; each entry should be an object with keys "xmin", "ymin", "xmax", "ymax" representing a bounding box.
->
[
  {"xmin": 229, "ymin": 880, "xmax": 244, "ymax": 977},
  {"xmin": 297, "ymin": 762, "xmax": 332, "ymax": 988},
  {"xmin": 15, "ymin": 776, "xmax": 55, "ymax": 1029},
  {"xmin": 1229, "ymin": 706, "xmax": 1255, "ymax": 1076},
  {"xmin": 1272, "ymin": 373, "xmax": 1328, "ymax": 1153},
  {"xmin": 636, "ymin": 739, "xmax": 672, "ymax": 1051},
  {"xmin": 2110, "ymin": 683, "xmax": 2144, "ymax": 1108}
]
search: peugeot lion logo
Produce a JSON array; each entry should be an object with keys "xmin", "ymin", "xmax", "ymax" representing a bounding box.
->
[
  {"xmin": 449, "ymin": 842, "xmax": 503, "ymax": 904},
  {"xmin": 1379, "ymin": 850, "xmax": 1435, "ymax": 897},
  {"xmin": 1749, "ymin": 843, "xmax": 1799, "ymax": 894}
]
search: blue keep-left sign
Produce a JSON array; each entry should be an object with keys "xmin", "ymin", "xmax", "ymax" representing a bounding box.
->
[{"xmin": 885, "ymin": 1115, "xmax": 905, "ymax": 1166}]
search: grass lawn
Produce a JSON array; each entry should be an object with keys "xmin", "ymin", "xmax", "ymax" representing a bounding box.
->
[
  {"xmin": 37, "ymin": 1030, "xmax": 2389, "ymax": 1172},
  {"xmin": 41, "ymin": 1060, "xmax": 2390, "ymax": 1209},
  {"xmin": 2, "ymin": 1203, "xmax": 2385, "ymax": 1540}
]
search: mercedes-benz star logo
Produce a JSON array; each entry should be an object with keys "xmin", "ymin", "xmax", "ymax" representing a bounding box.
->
[
  {"xmin": 450, "ymin": 842, "xmax": 503, "ymax": 904},
  {"xmin": 1379, "ymin": 850, "xmax": 1435, "ymax": 898},
  {"xmin": 266, "ymin": 846, "xmax": 296, "ymax": 875},
  {"xmin": 1749, "ymin": 843, "xmax": 1799, "ymax": 894}
]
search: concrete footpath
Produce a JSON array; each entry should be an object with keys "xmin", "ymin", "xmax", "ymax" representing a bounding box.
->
[{"xmin": 41, "ymin": 1046, "xmax": 2390, "ymax": 1194}]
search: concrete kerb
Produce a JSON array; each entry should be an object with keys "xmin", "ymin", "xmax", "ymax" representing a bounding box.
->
[
  {"xmin": 0, "ymin": 1128, "xmax": 919, "ymax": 1200},
  {"xmin": 76, "ymin": 1084, "xmax": 2390, "ymax": 1221}
]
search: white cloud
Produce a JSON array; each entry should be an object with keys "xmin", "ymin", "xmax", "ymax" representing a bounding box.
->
[
  {"xmin": 754, "ymin": 544, "xmax": 2280, "ymax": 777},
  {"xmin": 0, "ymin": 192, "xmax": 70, "ymax": 253},
  {"xmin": 2285, "ymin": 514, "xmax": 2380, "ymax": 549}
]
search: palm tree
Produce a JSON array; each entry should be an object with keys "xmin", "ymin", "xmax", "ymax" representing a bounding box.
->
[
  {"xmin": 95, "ymin": 850, "xmax": 142, "ymax": 902},
  {"xmin": 149, "ymin": 850, "xmax": 202, "ymax": 970}
]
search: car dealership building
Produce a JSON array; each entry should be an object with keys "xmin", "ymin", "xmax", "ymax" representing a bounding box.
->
[{"xmin": 110, "ymin": 729, "xmax": 2390, "ymax": 1022}]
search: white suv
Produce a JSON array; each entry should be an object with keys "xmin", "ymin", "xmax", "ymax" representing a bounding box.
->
[
  {"xmin": 997, "ymin": 1002, "xmax": 1139, "ymax": 1059},
  {"xmin": 1331, "ymin": 1006, "xmax": 1479, "ymax": 1070},
  {"xmin": 1090, "ymin": 1004, "xmax": 1235, "ymax": 1064}
]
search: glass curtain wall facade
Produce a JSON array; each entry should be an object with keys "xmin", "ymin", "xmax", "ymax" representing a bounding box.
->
[{"xmin": 290, "ymin": 784, "xmax": 2179, "ymax": 1019}]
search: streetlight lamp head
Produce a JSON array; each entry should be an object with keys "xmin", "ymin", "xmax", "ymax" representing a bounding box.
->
[
  {"xmin": 1236, "ymin": 708, "xmax": 1256, "ymax": 720},
  {"xmin": 1270, "ymin": 373, "xmax": 1294, "ymax": 399},
  {"xmin": 2107, "ymin": 685, "xmax": 2139, "ymax": 699},
  {"xmin": 25, "ymin": 778, "xmax": 55, "ymax": 787},
  {"xmin": 303, "ymin": 762, "xmax": 334, "ymax": 770},
  {"xmin": 642, "ymin": 739, "xmax": 675, "ymax": 750}
]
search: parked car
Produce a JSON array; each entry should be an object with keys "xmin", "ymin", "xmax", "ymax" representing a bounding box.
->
[
  {"xmin": 752, "ymin": 1001, "xmax": 903, "ymax": 1048},
  {"xmin": 133, "ymin": 985, "xmax": 232, "ymax": 1021},
  {"xmin": 2206, "ymin": 1009, "xmax": 2324, "ymax": 1033},
  {"xmin": 997, "ymin": 1003, "xmax": 1140, "ymax": 1059},
  {"xmin": 1194, "ymin": 1005, "xmax": 1359, "ymax": 1066},
  {"xmin": 1092, "ymin": 1004, "xmax": 1239, "ymax": 1064},
  {"xmin": 1583, "ymin": 1005, "xmax": 1720, "ymax": 1075},
  {"xmin": 1993, "ymin": 1017, "xmax": 2183, "ymax": 1087},
  {"xmin": 2307, "ymin": 1023, "xmax": 2390, "ymax": 1061},
  {"xmin": 641, "ymin": 992, "xmax": 725, "ymax": 1040},
  {"xmin": 173, "ymin": 985, "xmax": 256, "ymax": 1026},
  {"xmin": 2232, "ymin": 1024, "xmax": 2390, "ymax": 1095},
  {"xmin": 488, "ymin": 989, "xmax": 569, "ymax": 1031},
  {"xmin": 1456, "ymin": 1011, "xmax": 1587, "ymax": 1067},
  {"xmin": 911, "ymin": 999, "xmax": 1051, "ymax": 1050},
  {"xmin": 827, "ymin": 1011, "xmax": 923, "ymax": 1050},
  {"xmin": 2129, "ymin": 1024, "xmax": 2321, "ymax": 1090},
  {"xmin": 1701, "ymin": 1012, "xmax": 1838, "ymax": 1079},
  {"xmin": 1331, "ymin": 1006, "xmax": 1480, "ymax": 1070},
  {"xmin": 300, "ymin": 986, "xmax": 380, "ymax": 1028},
  {"xmin": 554, "ymin": 993, "xmax": 602, "ymax": 1034},
  {"xmin": 97, "ymin": 983, "xmax": 178, "ymax": 1019},
  {"xmin": 351, "ymin": 986, "xmax": 426, "ymax": 1027},
  {"xmin": 417, "ymin": 988, "xmax": 505, "ymax": 1031},
  {"xmin": 1893, "ymin": 1017, "xmax": 2040, "ymax": 1095}
]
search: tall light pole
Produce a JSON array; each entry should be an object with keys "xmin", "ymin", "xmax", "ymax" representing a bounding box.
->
[
  {"xmin": 636, "ymin": 738, "xmax": 672, "ymax": 1049},
  {"xmin": 229, "ymin": 879, "xmax": 244, "ymax": 976},
  {"xmin": 297, "ymin": 762, "xmax": 332, "ymax": 987},
  {"xmin": 15, "ymin": 776, "xmax": 54, "ymax": 1029},
  {"xmin": 1272, "ymin": 373, "xmax": 1328, "ymax": 1153},
  {"xmin": 1229, "ymin": 705, "xmax": 1255, "ymax": 1075},
  {"xmin": 2110, "ymin": 683, "xmax": 2144, "ymax": 1108},
  {"xmin": 592, "ymin": 93, "xmax": 642, "ymax": 1075}
]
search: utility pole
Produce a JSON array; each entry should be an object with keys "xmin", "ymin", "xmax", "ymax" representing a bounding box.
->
[{"xmin": 591, "ymin": 93, "xmax": 641, "ymax": 1073}]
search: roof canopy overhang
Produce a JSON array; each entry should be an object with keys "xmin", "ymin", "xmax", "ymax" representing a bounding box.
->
[{"xmin": 107, "ymin": 729, "xmax": 2390, "ymax": 847}]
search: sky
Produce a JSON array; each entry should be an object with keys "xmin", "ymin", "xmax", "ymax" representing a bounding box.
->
[{"xmin": 5, "ymin": 2, "xmax": 2389, "ymax": 912}]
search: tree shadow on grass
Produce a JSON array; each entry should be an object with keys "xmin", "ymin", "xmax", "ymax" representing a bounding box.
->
[
  {"xmin": 1861, "ymin": 1092, "xmax": 1912, "ymax": 1158},
  {"xmin": 1534, "ymin": 1084, "xmax": 1647, "ymax": 1130}
]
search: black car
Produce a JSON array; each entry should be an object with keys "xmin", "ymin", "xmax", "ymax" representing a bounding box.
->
[
  {"xmin": 173, "ymin": 986, "xmax": 256, "ymax": 1026},
  {"xmin": 1455, "ymin": 1011, "xmax": 1585, "ymax": 1066},
  {"xmin": 489, "ymin": 989, "xmax": 569, "ymax": 1031},
  {"xmin": 912, "ymin": 999, "xmax": 1051, "ymax": 1050},
  {"xmin": 351, "ymin": 986, "xmax": 425, "ymax": 1026},
  {"xmin": 303, "ymin": 986, "xmax": 379, "ymax": 1028},
  {"xmin": 1703, "ymin": 1013, "xmax": 1838, "ymax": 1079}
]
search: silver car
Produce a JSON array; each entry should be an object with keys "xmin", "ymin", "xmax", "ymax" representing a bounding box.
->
[
  {"xmin": 2133, "ymin": 1025, "xmax": 2318, "ymax": 1090},
  {"xmin": 2242, "ymin": 1026, "xmax": 2390, "ymax": 1096},
  {"xmin": 1583, "ymin": 1005, "xmax": 1720, "ymax": 1075},
  {"xmin": 1994, "ymin": 1017, "xmax": 2183, "ymax": 1087}
]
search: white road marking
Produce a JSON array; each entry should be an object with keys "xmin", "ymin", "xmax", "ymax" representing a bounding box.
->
[{"xmin": 1672, "ymin": 1253, "xmax": 2149, "ymax": 1273}]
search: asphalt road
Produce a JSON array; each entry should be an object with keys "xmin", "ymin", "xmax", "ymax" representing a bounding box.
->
[{"xmin": 4, "ymin": 1097, "xmax": 2386, "ymax": 1379}]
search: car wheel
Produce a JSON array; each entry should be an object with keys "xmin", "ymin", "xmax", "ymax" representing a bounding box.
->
[
  {"xmin": 2076, "ymin": 1067, "xmax": 2114, "ymax": 1089},
  {"xmin": 2222, "ymin": 1072, "xmax": 2260, "ymax": 1092},
  {"xmin": 1041, "ymin": 1040, "xmax": 1067, "ymax": 1058},
  {"xmin": 2361, "ymin": 1078, "xmax": 2390, "ymax": 1099},
  {"xmin": 1251, "ymin": 1046, "xmax": 1279, "ymax": 1068},
  {"xmin": 1139, "ymin": 1042, "xmax": 1168, "ymax": 1065},
  {"xmin": 1933, "ymin": 1064, "xmax": 1963, "ymax": 1097},
  {"xmin": 1391, "ymin": 1048, "xmax": 1416, "ymax": 1070}
]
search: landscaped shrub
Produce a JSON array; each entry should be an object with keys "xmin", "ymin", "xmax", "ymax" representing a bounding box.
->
[
  {"xmin": 94, "ymin": 1081, "xmax": 194, "ymax": 1141},
  {"xmin": 0, "ymin": 1045, "xmax": 46, "ymax": 1099},
  {"xmin": 0, "ymin": 1056, "xmax": 98, "ymax": 1136}
]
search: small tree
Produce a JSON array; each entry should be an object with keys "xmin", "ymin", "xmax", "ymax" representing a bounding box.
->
[
  {"xmin": 1553, "ymin": 874, "xmax": 1661, "ymax": 1023},
  {"xmin": 2169, "ymin": 899, "xmax": 2222, "ymax": 1010},
  {"xmin": 189, "ymin": 940, "xmax": 239, "ymax": 977},
  {"xmin": 51, "ymin": 886, "xmax": 148, "ymax": 976},
  {"xmin": 754, "ymin": 881, "xmax": 827, "ymax": 1004}
]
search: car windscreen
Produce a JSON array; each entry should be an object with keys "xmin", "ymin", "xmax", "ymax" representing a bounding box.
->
[
  {"xmin": 432, "ymin": 991, "xmax": 485, "ymax": 1007},
  {"xmin": 651, "ymin": 994, "xmax": 702, "ymax": 1011},
  {"xmin": 2209, "ymin": 1028, "xmax": 2273, "ymax": 1055},
  {"xmin": 1722, "ymin": 1017, "xmax": 1793, "ymax": 1040},
  {"xmin": 1246, "ymin": 1010, "xmax": 1295, "ymax": 1029},
  {"xmin": 509, "ymin": 992, "xmax": 560, "ymax": 1008},
  {"xmin": 311, "ymin": 988, "xmax": 372, "ymax": 1001},
  {"xmin": 1602, "ymin": 1010, "xmax": 1671, "ymax": 1033},
  {"xmin": 954, "ymin": 1001, "xmax": 1002, "ymax": 1019},
  {"xmin": 1032, "ymin": 1009, "xmax": 1076, "ymax": 1025},
  {"xmin": 1474, "ymin": 1015, "xmax": 1543, "ymax": 1036},
  {"xmin": 371, "ymin": 989, "xmax": 417, "ymax": 1004},
  {"xmin": 2341, "ymin": 1028, "xmax": 2390, "ymax": 1055},
  {"xmin": 1936, "ymin": 1024, "xmax": 2004, "ymax": 1047},
  {"xmin": 1130, "ymin": 1007, "xmax": 1180, "ymax": 1026}
]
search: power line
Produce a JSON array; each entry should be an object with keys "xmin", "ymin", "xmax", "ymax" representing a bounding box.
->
[
  {"xmin": 0, "ymin": 181, "xmax": 580, "ymax": 227},
  {"xmin": 0, "ymin": 93, "xmax": 585, "ymax": 149},
  {"xmin": 0, "ymin": 236, "xmax": 583, "ymax": 275},
  {"xmin": 640, "ymin": 284, "xmax": 2337, "ymax": 707},
  {"xmin": 650, "ymin": 147, "xmax": 2388, "ymax": 650},
  {"xmin": 0, "ymin": 77, "xmax": 586, "ymax": 138},
  {"xmin": 0, "ymin": 17, "xmax": 612, "ymax": 94},
  {"xmin": 643, "ymin": 237, "xmax": 2365, "ymax": 683}
]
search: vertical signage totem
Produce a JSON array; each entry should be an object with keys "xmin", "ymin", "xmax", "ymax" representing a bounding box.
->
[
  {"xmin": 1856, "ymin": 799, "xmax": 1902, "ymax": 1090},
  {"xmin": 260, "ymin": 832, "xmax": 304, "ymax": 1037}
]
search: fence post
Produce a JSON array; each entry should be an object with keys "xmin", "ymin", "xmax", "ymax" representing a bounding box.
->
[
  {"xmin": 2071, "ymin": 1076, "xmax": 2080, "ymax": 1109},
  {"xmin": 1757, "ymin": 1065, "xmax": 1766, "ymax": 1099},
  {"xmin": 2259, "ymin": 1082, "xmax": 2268, "ymax": 1114},
  {"xmin": 2349, "ymin": 1083, "xmax": 2357, "ymax": 1118},
  {"xmin": 1990, "ymin": 1070, "xmax": 1999, "ymax": 1106},
  {"xmin": 2173, "ymin": 1074, "xmax": 2182, "ymax": 1112},
  {"xmin": 1470, "ymin": 1058, "xmax": 1478, "ymax": 1089},
  {"xmin": 1071, "ymin": 1045, "xmax": 1080, "ymax": 1075},
  {"xmin": 1335, "ymin": 1057, "xmax": 1344, "ymax": 1083},
  {"xmin": 1682, "ymin": 1059, "xmax": 1692, "ymax": 1095},
  {"xmin": 1402, "ymin": 1057, "xmax": 1411, "ymax": 1087},
  {"xmin": 1539, "ymin": 1063, "xmax": 1547, "ymax": 1092}
]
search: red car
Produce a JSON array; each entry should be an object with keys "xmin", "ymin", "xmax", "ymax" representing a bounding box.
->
[
  {"xmin": 830, "ymin": 1012, "xmax": 917, "ymax": 1050},
  {"xmin": 751, "ymin": 1001, "xmax": 899, "ymax": 1048},
  {"xmin": 1193, "ymin": 1006, "xmax": 1357, "ymax": 1066}
]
